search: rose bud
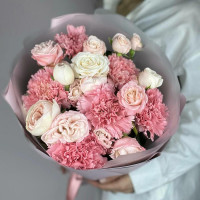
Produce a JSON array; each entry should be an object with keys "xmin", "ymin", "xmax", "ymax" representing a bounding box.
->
[
  {"xmin": 110, "ymin": 137, "xmax": 145, "ymax": 159},
  {"xmin": 26, "ymin": 100, "xmax": 60, "ymax": 136},
  {"xmin": 112, "ymin": 33, "xmax": 131, "ymax": 54},
  {"xmin": 83, "ymin": 35, "xmax": 106, "ymax": 55},
  {"xmin": 138, "ymin": 68, "xmax": 163, "ymax": 89},
  {"xmin": 31, "ymin": 40, "xmax": 63, "ymax": 67},
  {"xmin": 53, "ymin": 61, "xmax": 75, "ymax": 85},
  {"xmin": 131, "ymin": 33, "xmax": 143, "ymax": 51}
]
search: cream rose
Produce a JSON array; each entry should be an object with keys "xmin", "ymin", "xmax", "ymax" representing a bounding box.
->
[
  {"xmin": 83, "ymin": 35, "xmax": 106, "ymax": 55},
  {"xmin": 118, "ymin": 81, "xmax": 148, "ymax": 115},
  {"xmin": 138, "ymin": 68, "xmax": 163, "ymax": 89},
  {"xmin": 26, "ymin": 100, "xmax": 60, "ymax": 136},
  {"xmin": 110, "ymin": 137, "xmax": 145, "ymax": 159},
  {"xmin": 31, "ymin": 40, "xmax": 63, "ymax": 67},
  {"xmin": 68, "ymin": 79, "xmax": 82, "ymax": 102},
  {"xmin": 131, "ymin": 33, "xmax": 143, "ymax": 51},
  {"xmin": 71, "ymin": 52, "xmax": 109, "ymax": 78},
  {"xmin": 80, "ymin": 76, "xmax": 107, "ymax": 93},
  {"xmin": 53, "ymin": 61, "xmax": 75, "ymax": 85},
  {"xmin": 94, "ymin": 128, "xmax": 112, "ymax": 149},
  {"xmin": 112, "ymin": 33, "xmax": 131, "ymax": 54},
  {"xmin": 41, "ymin": 111, "xmax": 90, "ymax": 145}
]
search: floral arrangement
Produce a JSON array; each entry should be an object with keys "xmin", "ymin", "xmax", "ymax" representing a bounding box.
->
[{"xmin": 22, "ymin": 25, "xmax": 168, "ymax": 170}]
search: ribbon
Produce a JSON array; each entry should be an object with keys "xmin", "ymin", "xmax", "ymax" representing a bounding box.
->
[{"xmin": 66, "ymin": 173, "xmax": 83, "ymax": 200}]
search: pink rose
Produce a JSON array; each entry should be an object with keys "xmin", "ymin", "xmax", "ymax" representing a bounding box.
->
[
  {"xmin": 110, "ymin": 137, "xmax": 145, "ymax": 159},
  {"xmin": 112, "ymin": 33, "xmax": 131, "ymax": 54},
  {"xmin": 118, "ymin": 81, "xmax": 148, "ymax": 115},
  {"xmin": 41, "ymin": 111, "xmax": 90, "ymax": 146},
  {"xmin": 31, "ymin": 40, "xmax": 64, "ymax": 67},
  {"xmin": 83, "ymin": 35, "xmax": 106, "ymax": 55},
  {"xmin": 26, "ymin": 100, "xmax": 60, "ymax": 136},
  {"xmin": 131, "ymin": 33, "xmax": 143, "ymax": 51},
  {"xmin": 94, "ymin": 128, "xmax": 113, "ymax": 149}
]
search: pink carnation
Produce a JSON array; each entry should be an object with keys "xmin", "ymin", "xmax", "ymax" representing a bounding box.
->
[
  {"xmin": 22, "ymin": 67, "xmax": 69, "ymax": 111},
  {"xmin": 108, "ymin": 53, "xmax": 139, "ymax": 88},
  {"xmin": 47, "ymin": 134, "xmax": 107, "ymax": 170},
  {"xmin": 77, "ymin": 84, "xmax": 134, "ymax": 139},
  {"xmin": 55, "ymin": 25, "xmax": 88, "ymax": 58},
  {"xmin": 136, "ymin": 88, "xmax": 168, "ymax": 141}
]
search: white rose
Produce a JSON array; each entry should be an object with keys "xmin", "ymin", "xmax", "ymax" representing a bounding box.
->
[
  {"xmin": 83, "ymin": 35, "xmax": 106, "ymax": 55},
  {"xmin": 138, "ymin": 68, "xmax": 163, "ymax": 89},
  {"xmin": 26, "ymin": 100, "xmax": 60, "ymax": 136},
  {"xmin": 112, "ymin": 33, "xmax": 131, "ymax": 54},
  {"xmin": 53, "ymin": 61, "xmax": 75, "ymax": 85},
  {"xmin": 80, "ymin": 76, "xmax": 107, "ymax": 93},
  {"xmin": 131, "ymin": 33, "xmax": 143, "ymax": 51},
  {"xmin": 71, "ymin": 52, "xmax": 109, "ymax": 78}
]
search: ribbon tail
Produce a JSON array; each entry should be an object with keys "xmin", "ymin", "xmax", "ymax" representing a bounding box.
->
[{"xmin": 66, "ymin": 173, "xmax": 83, "ymax": 200}]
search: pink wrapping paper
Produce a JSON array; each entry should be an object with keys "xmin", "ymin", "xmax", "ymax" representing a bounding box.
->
[{"xmin": 3, "ymin": 13, "xmax": 185, "ymax": 180}]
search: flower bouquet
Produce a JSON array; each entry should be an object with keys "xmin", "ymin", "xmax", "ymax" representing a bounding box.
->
[{"xmin": 4, "ymin": 13, "xmax": 185, "ymax": 199}]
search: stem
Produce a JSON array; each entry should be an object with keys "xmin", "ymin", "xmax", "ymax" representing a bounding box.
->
[{"xmin": 132, "ymin": 122, "xmax": 138, "ymax": 137}]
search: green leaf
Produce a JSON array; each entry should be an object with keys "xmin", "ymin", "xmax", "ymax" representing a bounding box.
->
[
  {"xmin": 117, "ymin": 52, "xmax": 122, "ymax": 57},
  {"xmin": 146, "ymin": 85, "xmax": 151, "ymax": 90},
  {"xmin": 65, "ymin": 85, "xmax": 70, "ymax": 91},
  {"xmin": 51, "ymin": 75, "xmax": 55, "ymax": 81},
  {"xmin": 122, "ymin": 133, "xmax": 129, "ymax": 138},
  {"xmin": 108, "ymin": 37, "xmax": 113, "ymax": 45},
  {"xmin": 129, "ymin": 49, "xmax": 135, "ymax": 58}
]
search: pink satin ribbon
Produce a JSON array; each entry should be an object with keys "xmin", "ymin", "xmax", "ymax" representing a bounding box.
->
[{"xmin": 67, "ymin": 173, "xmax": 83, "ymax": 200}]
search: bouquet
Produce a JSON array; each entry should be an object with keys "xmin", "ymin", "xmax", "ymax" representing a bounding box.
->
[
  {"xmin": 22, "ymin": 22, "xmax": 169, "ymax": 171},
  {"xmin": 4, "ymin": 14, "xmax": 185, "ymax": 185}
]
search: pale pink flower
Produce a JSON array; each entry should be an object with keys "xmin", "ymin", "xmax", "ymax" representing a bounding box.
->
[
  {"xmin": 55, "ymin": 25, "xmax": 88, "ymax": 58},
  {"xmin": 31, "ymin": 40, "xmax": 63, "ymax": 67},
  {"xmin": 108, "ymin": 53, "xmax": 139, "ymax": 88},
  {"xmin": 26, "ymin": 100, "xmax": 60, "ymax": 136},
  {"xmin": 83, "ymin": 35, "xmax": 106, "ymax": 55},
  {"xmin": 136, "ymin": 88, "xmax": 168, "ymax": 141},
  {"xmin": 118, "ymin": 81, "xmax": 148, "ymax": 115},
  {"xmin": 131, "ymin": 33, "xmax": 143, "ymax": 51},
  {"xmin": 22, "ymin": 67, "xmax": 69, "ymax": 111},
  {"xmin": 112, "ymin": 33, "xmax": 131, "ymax": 54},
  {"xmin": 77, "ymin": 84, "xmax": 134, "ymax": 139},
  {"xmin": 41, "ymin": 111, "xmax": 90, "ymax": 146},
  {"xmin": 110, "ymin": 137, "xmax": 145, "ymax": 159},
  {"xmin": 47, "ymin": 134, "xmax": 107, "ymax": 169}
]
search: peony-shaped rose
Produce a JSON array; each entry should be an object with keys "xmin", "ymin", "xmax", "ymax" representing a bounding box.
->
[
  {"xmin": 80, "ymin": 76, "xmax": 107, "ymax": 93},
  {"xmin": 68, "ymin": 79, "xmax": 83, "ymax": 105},
  {"xmin": 83, "ymin": 35, "xmax": 106, "ymax": 55},
  {"xmin": 53, "ymin": 61, "xmax": 75, "ymax": 85},
  {"xmin": 94, "ymin": 128, "xmax": 113, "ymax": 149},
  {"xmin": 26, "ymin": 100, "xmax": 60, "ymax": 136},
  {"xmin": 110, "ymin": 137, "xmax": 145, "ymax": 159},
  {"xmin": 31, "ymin": 40, "xmax": 63, "ymax": 67},
  {"xmin": 41, "ymin": 111, "xmax": 90, "ymax": 146},
  {"xmin": 71, "ymin": 52, "xmax": 109, "ymax": 78},
  {"xmin": 112, "ymin": 33, "xmax": 131, "ymax": 54},
  {"xmin": 138, "ymin": 68, "xmax": 163, "ymax": 89},
  {"xmin": 118, "ymin": 81, "xmax": 148, "ymax": 115},
  {"xmin": 131, "ymin": 33, "xmax": 143, "ymax": 51},
  {"xmin": 47, "ymin": 134, "xmax": 107, "ymax": 169}
]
